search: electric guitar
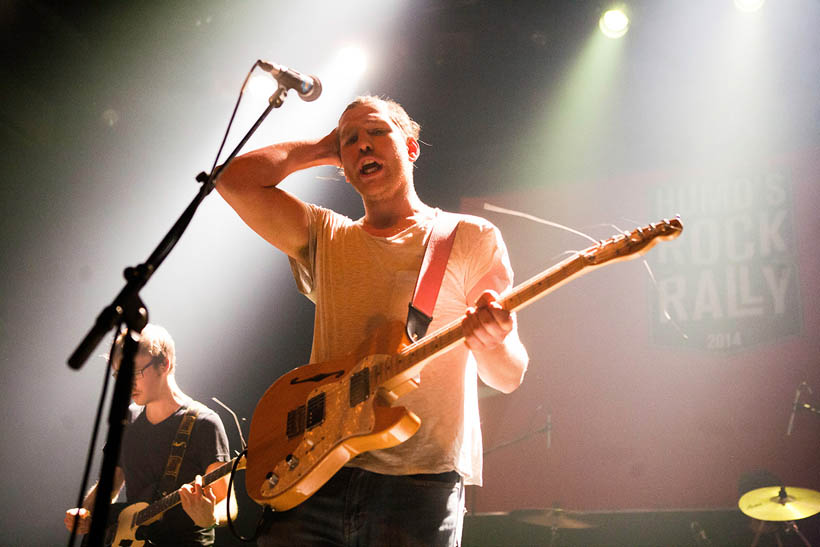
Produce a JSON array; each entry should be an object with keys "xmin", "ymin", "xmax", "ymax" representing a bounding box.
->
[
  {"xmin": 87, "ymin": 455, "xmax": 245, "ymax": 547},
  {"xmin": 246, "ymin": 217, "xmax": 683, "ymax": 511}
]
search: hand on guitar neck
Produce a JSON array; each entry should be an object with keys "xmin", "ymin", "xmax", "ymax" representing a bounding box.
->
[
  {"xmin": 179, "ymin": 474, "xmax": 219, "ymax": 529},
  {"xmin": 463, "ymin": 288, "xmax": 527, "ymax": 394}
]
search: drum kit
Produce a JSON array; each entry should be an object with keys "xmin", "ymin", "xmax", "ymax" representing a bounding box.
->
[
  {"xmin": 735, "ymin": 386, "xmax": 820, "ymax": 545},
  {"xmin": 470, "ymin": 381, "xmax": 820, "ymax": 545},
  {"xmin": 467, "ymin": 486, "xmax": 820, "ymax": 546},
  {"xmin": 738, "ymin": 485, "xmax": 820, "ymax": 546}
]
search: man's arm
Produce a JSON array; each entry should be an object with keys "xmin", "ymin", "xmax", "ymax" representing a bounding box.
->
[
  {"xmin": 215, "ymin": 130, "xmax": 341, "ymax": 260},
  {"xmin": 178, "ymin": 461, "xmax": 235, "ymax": 529},
  {"xmin": 463, "ymin": 289, "xmax": 529, "ymax": 394},
  {"xmin": 64, "ymin": 467, "xmax": 126, "ymax": 534}
]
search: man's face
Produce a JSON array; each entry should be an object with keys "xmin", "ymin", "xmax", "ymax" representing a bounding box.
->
[
  {"xmin": 114, "ymin": 353, "xmax": 163, "ymax": 406},
  {"xmin": 337, "ymin": 103, "xmax": 418, "ymax": 200}
]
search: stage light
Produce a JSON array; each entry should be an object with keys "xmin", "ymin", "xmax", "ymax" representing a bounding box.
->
[
  {"xmin": 599, "ymin": 8, "xmax": 630, "ymax": 39},
  {"xmin": 336, "ymin": 45, "xmax": 368, "ymax": 79},
  {"xmin": 100, "ymin": 108, "xmax": 120, "ymax": 128},
  {"xmin": 734, "ymin": 0, "xmax": 765, "ymax": 13}
]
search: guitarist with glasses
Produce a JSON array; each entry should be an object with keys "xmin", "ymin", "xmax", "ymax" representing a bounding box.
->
[
  {"xmin": 64, "ymin": 324, "xmax": 233, "ymax": 546},
  {"xmin": 216, "ymin": 95, "xmax": 530, "ymax": 546}
]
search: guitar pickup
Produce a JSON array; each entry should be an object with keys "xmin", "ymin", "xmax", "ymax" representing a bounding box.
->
[
  {"xmin": 286, "ymin": 392, "xmax": 326, "ymax": 438},
  {"xmin": 286, "ymin": 405, "xmax": 306, "ymax": 438},
  {"xmin": 306, "ymin": 392, "xmax": 326, "ymax": 430},
  {"xmin": 349, "ymin": 368, "xmax": 371, "ymax": 407}
]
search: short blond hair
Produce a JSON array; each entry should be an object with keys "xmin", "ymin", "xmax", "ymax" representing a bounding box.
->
[
  {"xmin": 113, "ymin": 323, "xmax": 176, "ymax": 371},
  {"xmin": 340, "ymin": 95, "xmax": 421, "ymax": 140}
]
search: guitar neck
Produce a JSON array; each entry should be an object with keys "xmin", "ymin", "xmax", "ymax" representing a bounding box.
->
[
  {"xmin": 133, "ymin": 458, "xmax": 237, "ymax": 527},
  {"xmin": 384, "ymin": 217, "xmax": 682, "ymax": 387},
  {"xmin": 397, "ymin": 253, "xmax": 589, "ymax": 369}
]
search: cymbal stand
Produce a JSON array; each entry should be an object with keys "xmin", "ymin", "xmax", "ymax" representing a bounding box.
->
[
  {"xmin": 548, "ymin": 524, "xmax": 559, "ymax": 547},
  {"xmin": 784, "ymin": 520, "xmax": 813, "ymax": 547},
  {"xmin": 750, "ymin": 519, "xmax": 813, "ymax": 547}
]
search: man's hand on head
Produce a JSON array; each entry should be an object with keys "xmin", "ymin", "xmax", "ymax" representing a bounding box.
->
[{"xmin": 318, "ymin": 128, "xmax": 342, "ymax": 167}]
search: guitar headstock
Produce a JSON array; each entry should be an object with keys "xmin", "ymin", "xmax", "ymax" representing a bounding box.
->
[{"xmin": 582, "ymin": 216, "xmax": 683, "ymax": 265}]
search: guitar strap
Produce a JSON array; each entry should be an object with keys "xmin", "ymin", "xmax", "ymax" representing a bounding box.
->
[
  {"xmin": 406, "ymin": 212, "xmax": 460, "ymax": 342},
  {"xmin": 156, "ymin": 402, "xmax": 201, "ymax": 497}
]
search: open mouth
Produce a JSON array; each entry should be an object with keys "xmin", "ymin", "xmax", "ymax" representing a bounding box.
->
[{"xmin": 359, "ymin": 161, "xmax": 382, "ymax": 176}]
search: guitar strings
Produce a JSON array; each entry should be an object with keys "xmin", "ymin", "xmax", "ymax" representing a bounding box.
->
[
  {"xmin": 604, "ymin": 219, "xmax": 687, "ymax": 340},
  {"xmin": 483, "ymin": 203, "xmax": 598, "ymax": 244},
  {"xmin": 482, "ymin": 203, "xmax": 688, "ymax": 341}
]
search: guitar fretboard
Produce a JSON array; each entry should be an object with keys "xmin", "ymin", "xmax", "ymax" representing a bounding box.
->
[
  {"xmin": 133, "ymin": 458, "xmax": 237, "ymax": 527},
  {"xmin": 383, "ymin": 253, "xmax": 589, "ymax": 382},
  {"xmin": 378, "ymin": 217, "xmax": 682, "ymax": 389}
]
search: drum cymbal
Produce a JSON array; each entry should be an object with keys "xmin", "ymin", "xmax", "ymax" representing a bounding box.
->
[
  {"xmin": 738, "ymin": 486, "xmax": 820, "ymax": 522},
  {"xmin": 510, "ymin": 508, "xmax": 596, "ymax": 529}
]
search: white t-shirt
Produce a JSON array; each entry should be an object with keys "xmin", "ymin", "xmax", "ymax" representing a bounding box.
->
[{"xmin": 289, "ymin": 204, "xmax": 514, "ymax": 485}]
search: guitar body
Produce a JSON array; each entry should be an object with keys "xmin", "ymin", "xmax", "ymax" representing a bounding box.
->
[
  {"xmin": 107, "ymin": 501, "xmax": 150, "ymax": 546},
  {"xmin": 79, "ymin": 502, "xmax": 153, "ymax": 547},
  {"xmin": 246, "ymin": 321, "xmax": 422, "ymax": 510}
]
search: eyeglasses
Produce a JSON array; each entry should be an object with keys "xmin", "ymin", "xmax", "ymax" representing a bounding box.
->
[{"xmin": 112, "ymin": 358, "xmax": 159, "ymax": 379}]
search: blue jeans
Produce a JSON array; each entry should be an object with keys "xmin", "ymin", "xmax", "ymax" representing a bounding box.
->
[{"xmin": 258, "ymin": 466, "xmax": 465, "ymax": 547}]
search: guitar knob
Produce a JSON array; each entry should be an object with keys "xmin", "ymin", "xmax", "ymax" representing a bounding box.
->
[
  {"xmin": 260, "ymin": 471, "xmax": 280, "ymax": 497},
  {"xmin": 286, "ymin": 454, "xmax": 300, "ymax": 470}
]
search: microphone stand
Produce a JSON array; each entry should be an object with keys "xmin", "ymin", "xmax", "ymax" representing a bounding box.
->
[
  {"xmin": 472, "ymin": 417, "xmax": 552, "ymax": 516},
  {"xmin": 483, "ymin": 417, "xmax": 552, "ymax": 456},
  {"xmin": 68, "ymin": 84, "xmax": 292, "ymax": 547}
]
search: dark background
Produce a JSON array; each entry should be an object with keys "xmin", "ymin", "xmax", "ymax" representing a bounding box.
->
[{"xmin": 2, "ymin": 1, "xmax": 819, "ymax": 545}]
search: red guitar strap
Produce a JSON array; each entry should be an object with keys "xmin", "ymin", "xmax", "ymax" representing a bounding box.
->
[{"xmin": 406, "ymin": 212, "xmax": 460, "ymax": 341}]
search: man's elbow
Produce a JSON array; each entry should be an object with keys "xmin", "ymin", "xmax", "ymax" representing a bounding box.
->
[
  {"xmin": 480, "ymin": 348, "xmax": 529, "ymax": 394},
  {"xmin": 496, "ymin": 360, "xmax": 528, "ymax": 394}
]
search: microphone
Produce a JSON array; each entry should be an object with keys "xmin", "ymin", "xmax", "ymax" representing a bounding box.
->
[
  {"xmin": 545, "ymin": 413, "xmax": 552, "ymax": 449},
  {"xmin": 786, "ymin": 381, "xmax": 810, "ymax": 436},
  {"xmin": 257, "ymin": 60, "xmax": 322, "ymax": 102}
]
